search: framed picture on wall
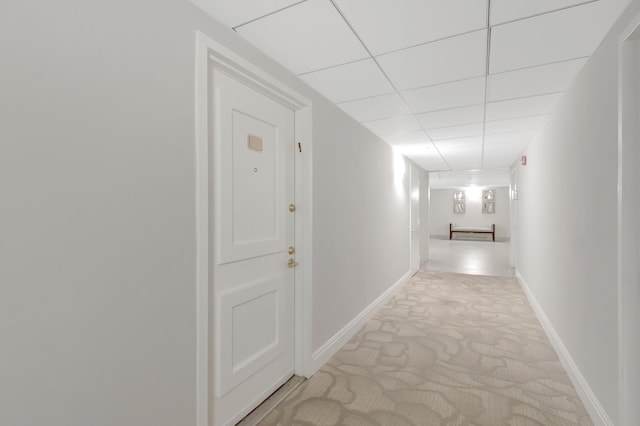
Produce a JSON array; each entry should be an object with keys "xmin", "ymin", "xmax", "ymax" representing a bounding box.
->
[
  {"xmin": 453, "ymin": 191, "xmax": 465, "ymax": 214},
  {"xmin": 482, "ymin": 189, "xmax": 495, "ymax": 214}
]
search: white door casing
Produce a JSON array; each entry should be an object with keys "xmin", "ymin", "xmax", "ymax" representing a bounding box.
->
[
  {"xmin": 618, "ymin": 17, "xmax": 640, "ymax": 426},
  {"xmin": 509, "ymin": 168, "xmax": 518, "ymax": 268},
  {"xmin": 409, "ymin": 165, "xmax": 420, "ymax": 273},
  {"xmin": 195, "ymin": 33, "xmax": 313, "ymax": 426}
]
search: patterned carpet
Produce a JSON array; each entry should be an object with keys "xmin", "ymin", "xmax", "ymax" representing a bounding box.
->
[{"xmin": 260, "ymin": 271, "xmax": 593, "ymax": 426}]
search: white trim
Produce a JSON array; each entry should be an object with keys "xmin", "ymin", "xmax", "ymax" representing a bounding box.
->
[
  {"xmin": 618, "ymin": 15, "xmax": 640, "ymax": 426},
  {"xmin": 515, "ymin": 270, "xmax": 613, "ymax": 426},
  {"xmin": 195, "ymin": 32, "xmax": 210, "ymax": 426},
  {"xmin": 195, "ymin": 31, "xmax": 314, "ymax": 426},
  {"xmin": 311, "ymin": 271, "xmax": 412, "ymax": 373}
]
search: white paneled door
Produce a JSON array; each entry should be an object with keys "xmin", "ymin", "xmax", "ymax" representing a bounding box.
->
[{"xmin": 211, "ymin": 70, "xmax": 295, "ymax": 426}]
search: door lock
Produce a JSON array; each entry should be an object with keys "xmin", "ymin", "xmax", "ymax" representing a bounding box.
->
[
  {"xmin": 287, "ymin": 258, "xmax": 298, "ymax": 268},
  {"xmin": 288, "ymin": 246, "xmax": 295, "ymax": 255}
]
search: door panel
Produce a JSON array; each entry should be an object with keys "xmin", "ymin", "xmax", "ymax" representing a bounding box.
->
[
  {"xmin": 212, "ymin": 70, "xmax": 295, "ymax": 426},
  {"xmin": 217, "ymin": 274, "xmax": 287, "ymax": 395},
  {"xmin": 219, "ymin": 103, "xmax": 286, "ymax": 264}
]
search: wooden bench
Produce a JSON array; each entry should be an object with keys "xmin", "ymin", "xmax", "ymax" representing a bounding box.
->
[{"xmin": 450, "ymin": 223, "xmax": 495, "ymax": 241}]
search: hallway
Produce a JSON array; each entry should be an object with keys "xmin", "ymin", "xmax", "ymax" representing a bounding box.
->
[
  {"xmin": 424, "ymin": 237, "xmax": 514, "ymax": 277},
  {"xmin": 3, "ymin": 1, "xmax": 639, "ymax": 425},
  {"xmin": 244, "ymin": 240, "xmax": 591, "ymax": 425},
  {"xmin": 258, "ymin": 269, "xmax": 591, "ymax": 426}
]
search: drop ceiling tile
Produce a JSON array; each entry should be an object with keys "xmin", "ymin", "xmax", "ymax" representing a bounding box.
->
[
  {"xmin": 402, "ymin": 77, "xmax": 486, "ymax": 113},
  {"xmin": 483, "ymin": 132, "xmax": 533, "ymax": 168},
  {"xmin": 482, "ymin": 146, "xmax": 526, "ymax": 169},
  {"xmin": 417, "ymin": 105, "xmax": 485, "ymax": 129},
  {"xmin": 236, "ymin": 0, "xmax": 369, "ymax": 74},
  {"xmin": 482, "ymin": 131, "xmax": 535, "ymax": 168},
  {"xmin": 364, "ymin": 115, "xmax": 422, "ymax": 136},
  {"xmin": 300, "ymin": 59, "xmax": 394, "ymax": 103},
  {"xmin": 427, "ymin": 123, "xmax": 484, "ymax": 140},
  {"xmin": 485, "ymin": 115, "xmax": 547, "ymax": 134},
  {"xmin": 490, "ymin": 0, "xmax": 591, "ymax": 25},
  {"xmin": 338, "ymin": 93, "xmax": 411, "ymax": 122},
  {"xmin": 396, "ymin": 142, "xmax": 449, "ymax": 171},
  {"xmin": 436, "ymin": 137, "xmax": 483, "ymax": 170},
  {"xmin": 189, "ymin": 0, "xmax": 302, "ymax": 28},
  {"xmin": 435, "ymin": 135, "xmax": 483, "ymax": 149},
  {"xmin": 333, "ymin": 0, "xmax": 487, "ymax": 55},
  {"xmin": 383, "ymin": 130, "xmax": 431, "ymax": 145},
  {"xmin": 377, "ymin": 30, "xmax": 487, "ymax": 91},
  {"xmin": 487, "ymin": 58, "xmax": 587, "ymax": 101},
  {"xmin": 429, "ymin": 170, "xmax": 511, "ymax": 188},
  {"xmin": 485, "ymin": 93, "xmax": 562, "ymax": 121},
  {"xmin": 490, "ymin": 2, "xmax": 609, "ymax": 74},
  {"xmin": 484, "ymin": 130, "xmax": 536, "ymax": 146},
  {"xmin": 409, "ymin": 156, "xmax": 450, "ymax": 172}
]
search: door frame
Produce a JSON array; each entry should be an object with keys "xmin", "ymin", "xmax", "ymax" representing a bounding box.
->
[
  {"xmin": 618, "ymin": 15, "xmax": 640, "ymax": 426},
  {"xmin": 409, "ymin": 164, "xmax": 420, "ymax": 273},
  {"xmin": 194, "ymin": 32, "xmax": 314, "ymax": 426}
]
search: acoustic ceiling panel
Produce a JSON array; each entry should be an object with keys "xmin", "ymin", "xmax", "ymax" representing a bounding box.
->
[
  {"xmin": 427, "ymin": 123, "xmax": 484, "ymax": 141},
  {"xmin": 436, "ymin": 137, "xmax": 483, "ymax": 170},
  {"xmin": 364, "ymin": 115, "xmax": 423, "ymax": 137},
  {"xmin": 382, "ymin": 130, "xmax": 432, "ymax": 145},
  {"xmin": 429, "ymin": 169, "xmax": 512, "ymax": 188},
  {"xmin": 485, "ymin": 93, "xmax": 563, "ymax": 121},
  {"xmin": 417, "ymin": 105, "xmax": 485, "ymax": 130},
  {"xmin": 490, "ymin": 0, "xmax": 591, "ymax": 25},
  {"xmin": 485, "ymin": 115, "xmax": 547, "ymax": 134},
  {"xmin": 333, "ymin": 0, "xmax": 488, "ymax": 55},
  {"xmin": 189, "ymin": 0, "xmax": 302, "ymax": 28},
  {"xmin": 193, "ymin": 0, "xmax": 625, "ymax": 171},
  {"xmin": 482, "ymin": 131, "xmax": 535, "ymax": 169},
  {"xmin": 377, "ymin": 30, "xmax": 487, "ymax": 91},
  {"xmin": 300, "ymin": 59, "xmax": 394, "ymax": 103},
  {"xmin": 490, "ymin": 1, "xmax": 606, "ymax": 73},
  {"xmin": 236, "ymin": 0, "xmax": 369, "ymax": 74},
  {"xmin": 397, "ymin": 142, "xmax": 450, "ymax": 171},
  {"xmin": 487, "ymin": 58, "xmax": 588, "ymax": 102},
  {"xmin": 338, "ymin": 93, "xmax": 411, "ymax": 122},
  {"xmin": 402, "ymin": 77, "xmax": 486, "ymax": 114}
]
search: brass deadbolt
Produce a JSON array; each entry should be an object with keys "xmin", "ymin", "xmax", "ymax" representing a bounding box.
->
[
  {"xmin": 288, "ymin": 246, "xmax": 295, "ymax": 255},
  {"xmin": 289, "ymin": 204, "xmax": 296, "ymax": 212}
]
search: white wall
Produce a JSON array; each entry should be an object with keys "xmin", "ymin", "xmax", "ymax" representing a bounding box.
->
[
  {"xmin": 429, "ymin": 187, "xmax": 510, "ymax": 239},
  {"xmin": 0, "ymin": 1, "xmax": 415, "ymax": 425},
  {"xmin": 515, "ymin": 1, "xmax": 640, "ymax": 423},
  {"xmin": 311, "ymin": 105, "xmax": 411, "ymax": 350}
]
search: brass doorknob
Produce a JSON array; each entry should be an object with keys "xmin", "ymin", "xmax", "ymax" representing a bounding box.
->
[{"xmin": 287, "ymin": 258, "xmax": 298, "ymax": 268}]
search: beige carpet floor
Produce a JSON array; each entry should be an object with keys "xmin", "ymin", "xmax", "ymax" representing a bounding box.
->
[{"xmin": 260, "ymin": 271, "xmax": 593, "ymax": 426}]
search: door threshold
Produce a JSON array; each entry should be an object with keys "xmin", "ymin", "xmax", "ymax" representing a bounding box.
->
[{"xmin": 236, "ymin": 375, "xmax": 305, "ymax": 426}]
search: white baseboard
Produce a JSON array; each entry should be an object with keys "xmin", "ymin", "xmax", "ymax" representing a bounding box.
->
[
  {"xmin": 310, "ymin": 270, "xmax": 412, "ymax": 373},
  {"xmin": 515, "ymin": 270, "xmax": 613, "ymax": 426}
]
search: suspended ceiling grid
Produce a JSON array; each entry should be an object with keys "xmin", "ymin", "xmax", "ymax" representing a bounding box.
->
[{"xmin": 191, "ymin": 0, "xmax": 629, "ymax": 175}]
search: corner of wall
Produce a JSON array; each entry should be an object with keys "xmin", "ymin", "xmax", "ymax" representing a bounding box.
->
[{"xmin": 310, "ymin": 270, "xmax": 412, "ymax": 374}]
